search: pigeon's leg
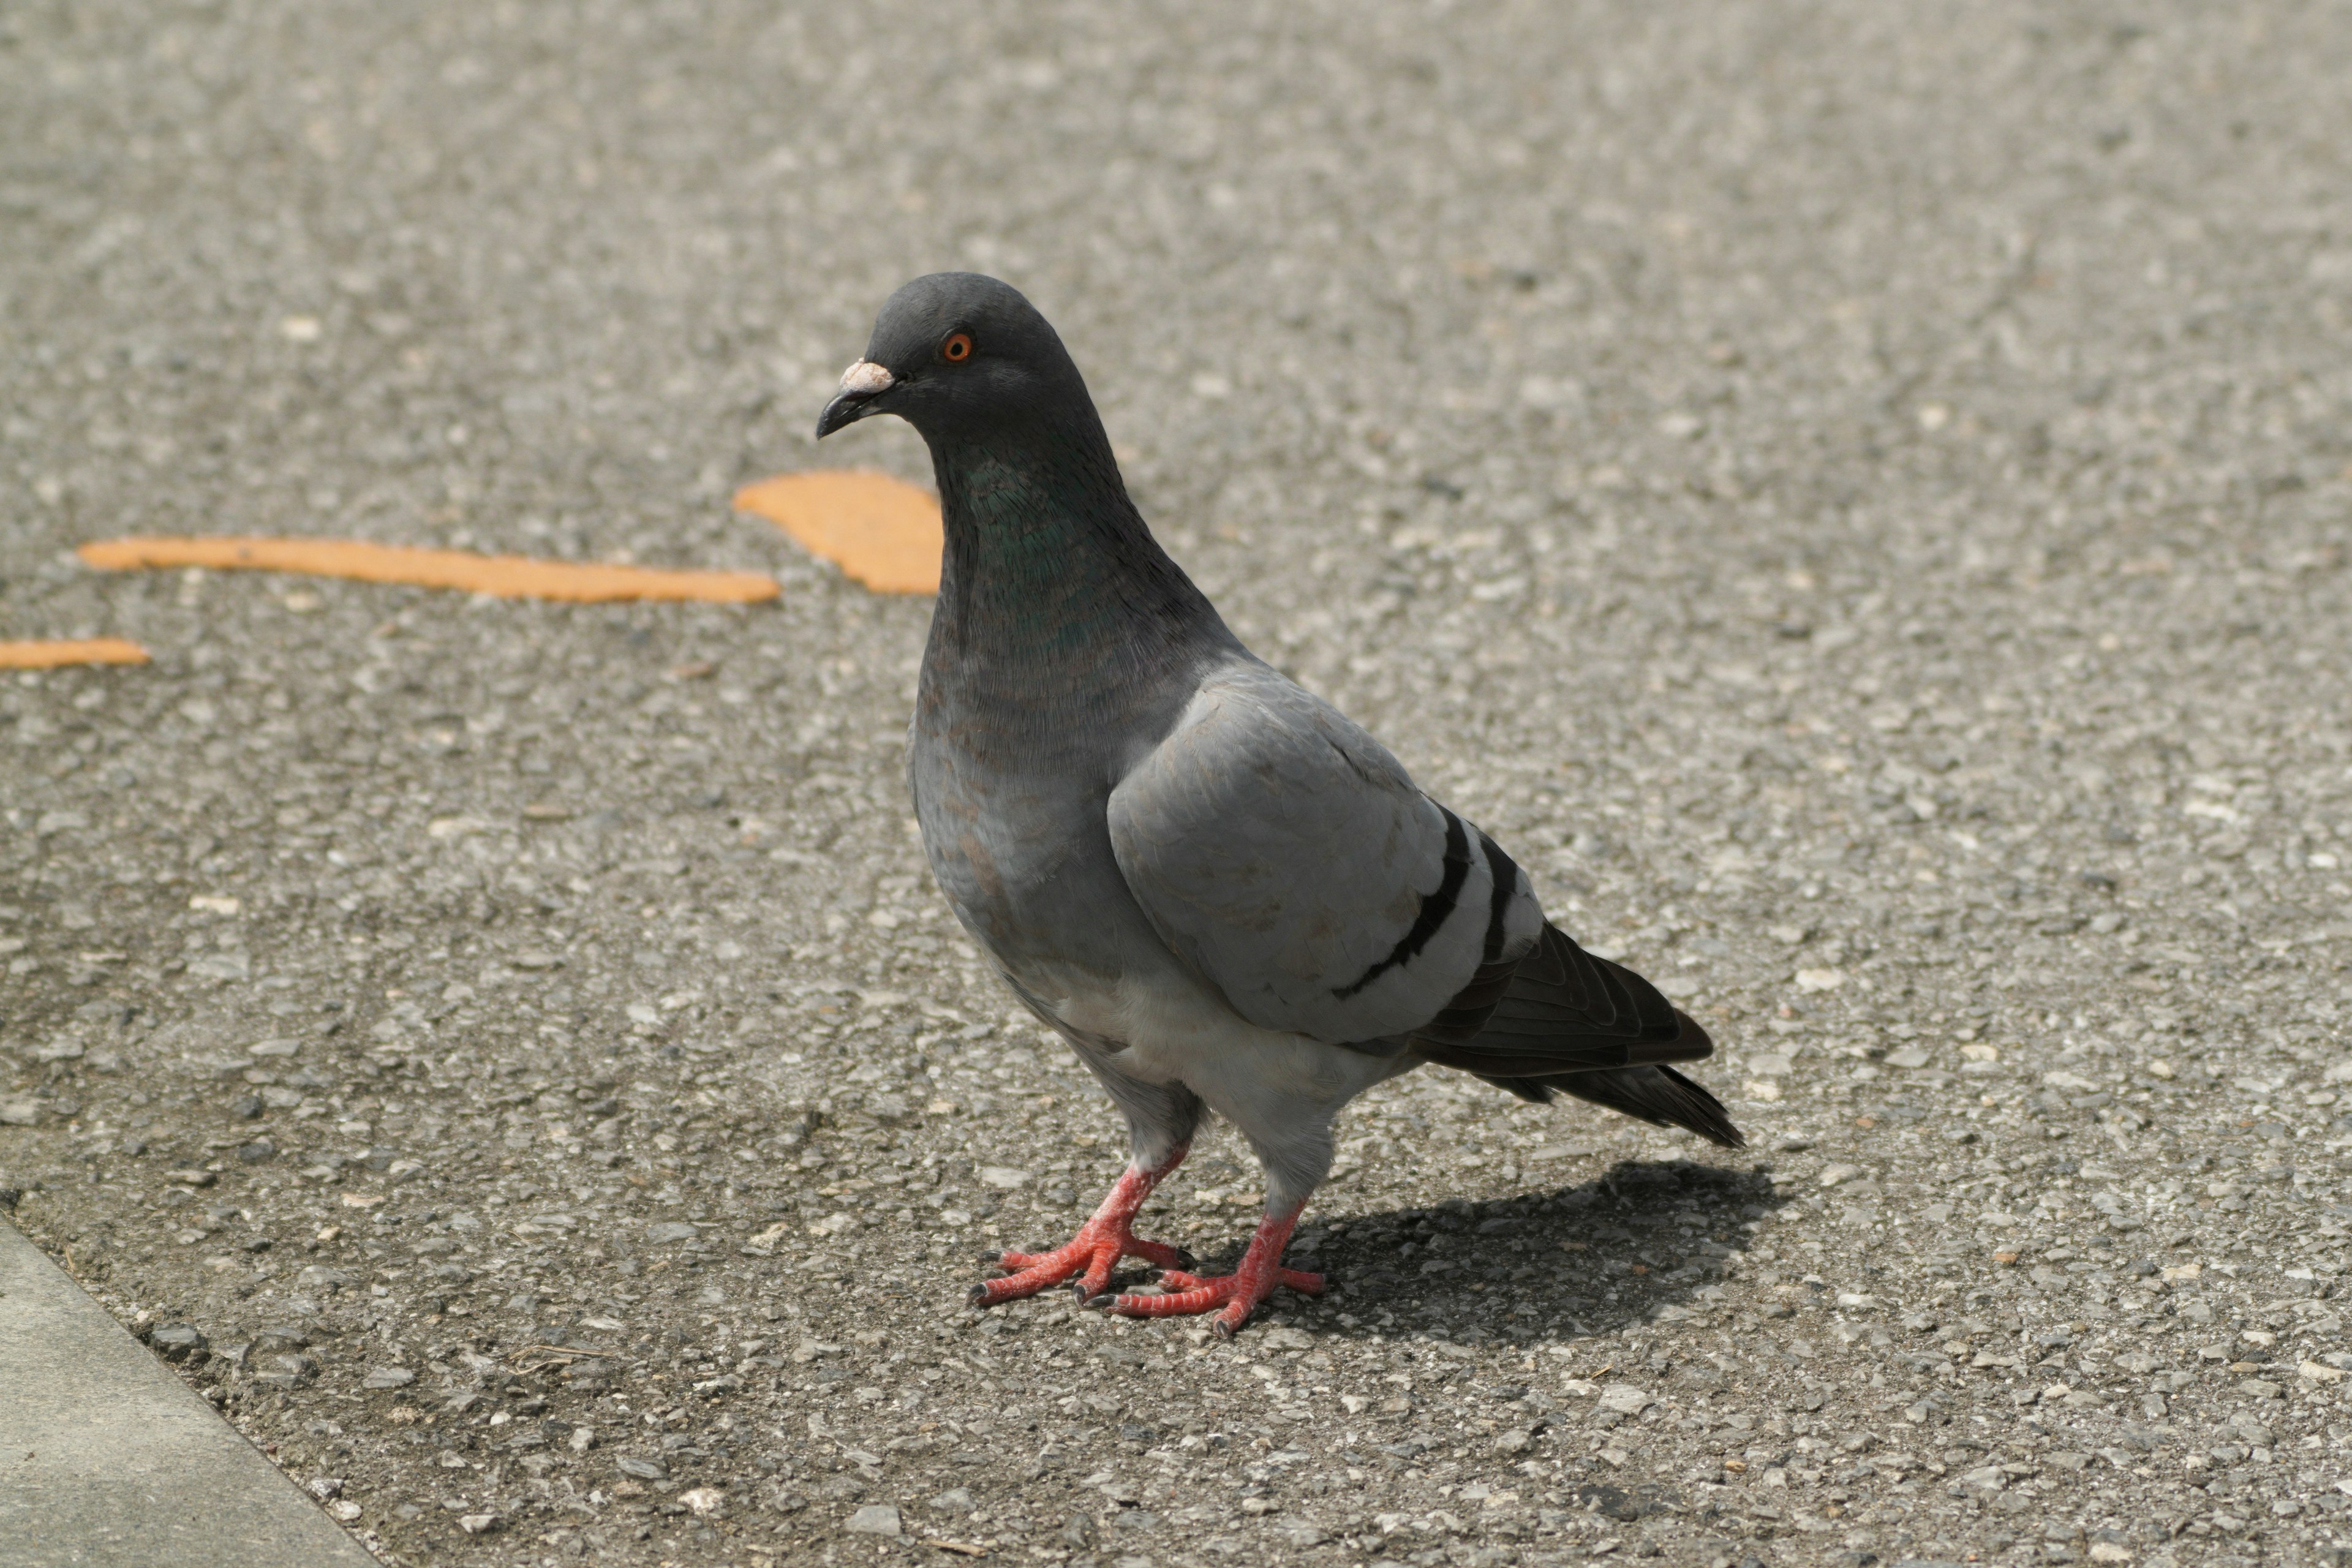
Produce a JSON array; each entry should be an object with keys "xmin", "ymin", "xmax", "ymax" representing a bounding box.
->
[
  {"xmin": 1109, "ymin": 1200, "xmax": 1324, "ymax": 1337},
  {"xmin": 970, "ymin": 1142, "xmax": 1196, "ymax": 1307}
]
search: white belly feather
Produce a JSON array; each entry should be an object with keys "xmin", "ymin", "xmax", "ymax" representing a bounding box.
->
[{"xmin": 1039, "ymin": 963, "xmax": 1412, "ymax": 1203}]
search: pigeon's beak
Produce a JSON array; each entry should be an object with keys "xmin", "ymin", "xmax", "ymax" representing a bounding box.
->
[{"xmin": 815, "ymin": 360, "xmax": 895, "ymax": 439}]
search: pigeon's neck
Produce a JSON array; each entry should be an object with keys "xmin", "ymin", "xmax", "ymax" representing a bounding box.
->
[{"xmin": 923, "ymin": 421, "xmax": 1232, "ymax": 706}]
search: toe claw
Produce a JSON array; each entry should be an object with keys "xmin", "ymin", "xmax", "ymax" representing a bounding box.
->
[
  {"xmin": 967, "ymin": 1283, "xmax": 992, "ymax": 1308},
  {"xmin": 978, "ymin": 1249, "xmax": 1003, "ymax": 1264},
  {"xmin": 1212, "ymin": 1315, "xmax": 1237, "ymax": 1341},
  {"xmin": 1174, "ymin": 1248, "xmax": 1198, "ymax": 1270},
  {"xmin": 1080, "ymin": 1292, "xmax": 1115, "ymax": 1313}
]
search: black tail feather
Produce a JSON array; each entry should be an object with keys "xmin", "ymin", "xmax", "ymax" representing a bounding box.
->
[
  {"xmin": 1468, "ymin": 1061, "xmax": 1744, "ymax": 1146},
  {"xmin": 1545, "ymin": 1063, "xmax": 1745, "ymax": 1148},
  {"xmin": 1413, "ymin": 920, "xmax": 1744, "ymax": 1147}
]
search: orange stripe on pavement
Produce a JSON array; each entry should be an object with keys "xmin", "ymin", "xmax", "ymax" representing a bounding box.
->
[
  {"xmin": 0, "ymin": 638, "xmax": 151, "ymax": 669},
  {"xmin": 77, "ymin": 537, "xmax": 780, "ymax": 604},
  {"xmin": 733, "ymin": 470, "xmax": 941, "ymax": 595}
]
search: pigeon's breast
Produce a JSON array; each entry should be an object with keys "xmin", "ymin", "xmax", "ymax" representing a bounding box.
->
[{"xmin": 909, "ymin": 708, "xmax": 1189, "ymax": 1022}]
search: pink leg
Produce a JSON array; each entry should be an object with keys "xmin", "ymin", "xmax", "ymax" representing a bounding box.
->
[
  {"xmin": 1109, "ymin": 1200, "xmax": 1325, "ymax": 1338},
  {"xmin": 970, "ymin": 1143, "xmax": 1194, "ymax": 1307}
]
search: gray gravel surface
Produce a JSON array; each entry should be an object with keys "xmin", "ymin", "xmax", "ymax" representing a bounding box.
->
[{"xmin": 7, "ymin": 3, "xmax": 2352, "ymax": 1566}]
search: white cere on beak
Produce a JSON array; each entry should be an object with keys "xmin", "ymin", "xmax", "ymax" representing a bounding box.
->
[{"xmin": 838, "ymin": 360, "xmax": 894, "ymax": 397}]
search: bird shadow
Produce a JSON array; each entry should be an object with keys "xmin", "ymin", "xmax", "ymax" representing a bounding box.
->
[{"xmin": 1170, "ymin": 1156, "xmax": 1789, "ymax": 1344}]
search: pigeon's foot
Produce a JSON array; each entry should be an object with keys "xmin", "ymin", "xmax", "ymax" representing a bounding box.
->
[
  {"xmin": 972, "ymin": 1226, "xmax": 1194, "ymax": 1308},
  {"xmin": 968, "ymin": 1145, "xmax": 1191, "ymax": 1308},
  {"xmin": 1109, "ymin": 1202, "xmax": 1322, "ymax": 1337}
]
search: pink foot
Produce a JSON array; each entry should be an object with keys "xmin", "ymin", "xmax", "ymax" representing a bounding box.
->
[
  {"xmin": 1109, "ymin": 1202, "xmax": 1323, "ymax": 1337},
  {"xmin": 970, "ymin": 1145, "xmax": 1192, "ymax": 1307}
]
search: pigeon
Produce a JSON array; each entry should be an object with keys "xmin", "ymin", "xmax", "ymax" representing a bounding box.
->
[{"xmin": 818, "ymin": 273, "xmax": 1740, "ymax": 1336}]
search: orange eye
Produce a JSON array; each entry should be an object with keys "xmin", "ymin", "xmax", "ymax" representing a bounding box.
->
[{"xmin": 940, "ymin": 331, "xmax": 974, "ymax": 363}]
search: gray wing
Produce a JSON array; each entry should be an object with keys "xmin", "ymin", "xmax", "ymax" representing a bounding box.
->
[{"xmin": 1106, "ymin": 662, "xmax": 1544, "ymax": 1045}]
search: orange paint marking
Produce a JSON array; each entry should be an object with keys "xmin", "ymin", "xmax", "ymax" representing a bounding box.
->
[
  {"xmin": 0, "ymin": 638, "xmax": 151, "ymax": 669},
  {"xmin": 732, "ymin": 470, "xmax": 941, "ymax": 595},
  {"xmin": 77, "ymin": 537, "xmax": 779, "ymax": 604}
]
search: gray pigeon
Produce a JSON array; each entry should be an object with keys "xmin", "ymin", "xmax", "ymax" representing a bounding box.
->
[{"xmin": 818, "ymin": 273, "xmax": 1740, "ymax": 1336}]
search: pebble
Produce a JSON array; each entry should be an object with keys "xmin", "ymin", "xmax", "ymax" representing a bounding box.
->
[
  {"xmin": 845, "ymin": 1504, "xmax": 903, "ymax": 1537},
  {"xmin": 1596, "ymin": 1384, "xmax": 1651, "ymax": 1415},
  {"xmin": 148, "ymin": 1324, "xmax": 208, "ymax": 1360}
]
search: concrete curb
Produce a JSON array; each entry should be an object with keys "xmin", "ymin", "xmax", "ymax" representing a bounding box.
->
[{"xmin": 0, "ymin": 1219, "xmax": 375, "ymax": 1568}]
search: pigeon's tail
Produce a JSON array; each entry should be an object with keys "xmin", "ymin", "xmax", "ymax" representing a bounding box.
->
[
  {"xmin": 1411, "ymin": 921, "xmax": 1744, "ymax": 1148},
  {"xmin": 1520, "ymin": 1063, "xmax": 1746, "ymax": 1148}
]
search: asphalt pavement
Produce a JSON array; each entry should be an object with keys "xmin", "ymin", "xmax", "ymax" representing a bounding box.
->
[{"xmin": 5, "ymin": 3, "xmax": 2352, "ymax": 1567}]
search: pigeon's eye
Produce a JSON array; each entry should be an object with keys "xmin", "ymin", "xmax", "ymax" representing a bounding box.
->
[{"xmin": 940, "ymin": 331, "xmax": 975, "ymax": 364}]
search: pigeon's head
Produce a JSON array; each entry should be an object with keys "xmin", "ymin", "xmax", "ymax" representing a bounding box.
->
[{"xmin": 816, "ymin": 273, "xmax": 1092, "ymax": 443}]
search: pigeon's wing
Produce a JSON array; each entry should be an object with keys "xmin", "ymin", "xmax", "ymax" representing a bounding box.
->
[
  {"xmin": 1107, "ymin": 665, "xmax": 1735, "ymax": 1147},
  {"xmin": 1107, "ymin": 664, "xmax": 1544, "ymax": 1045}
]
